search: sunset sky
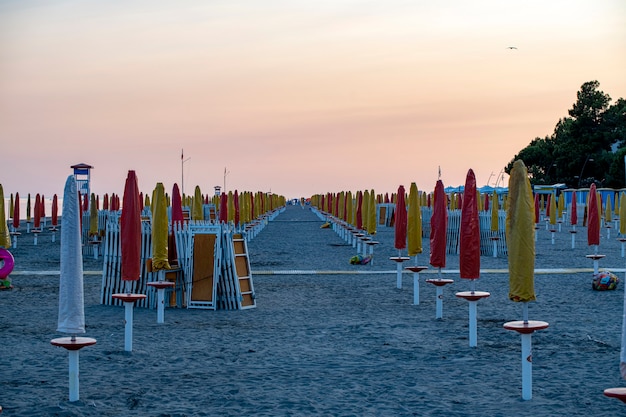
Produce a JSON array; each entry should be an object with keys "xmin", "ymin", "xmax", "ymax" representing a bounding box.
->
[{"xmin": 1, "ymin": 0, "xmax": 625, "ymax": 200}]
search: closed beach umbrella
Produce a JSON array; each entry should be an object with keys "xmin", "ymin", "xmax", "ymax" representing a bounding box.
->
[
  {"xmin": 13, "ymin": 192, "xmax": 20, "ymax": 230},
  {"xmin": 367, "ymin": 189, "xmax": 377, "ymax": 236},
  {"xmin": 52, "ymin": 194, "xmax": 59, "ymax": 227},
  {"xmin": 430, "ymin": 180, "xmax": 447, "ymax": 269},
  {"xmin": 407, "ymin": 183, "xmax": 422, "ymax": 257},
  {"xmin": 219, "ymin": 193, "xmax": 228, "ymax": 223},
  {"xmin": 89, "ymin": 194, "xmax": 98, "ymax": 237},
  {"xmin": 57, "ymin": 175, "xmax": 85, "ymax": 334},
  {"xmin": 171, "ymin": 184, "xmax": 184, "ymax": 225},
  {"xmin": 533, "ymin": 194, "xmax": 539, "ymax": 225},
  {"xmin": 457, "ymin": 170, "xmax": 490, "ymax": 348},
  {"xmin": 549, "ymin": 193, "xmax": 557, "ymax": 226},
  {"xmin": 346, "ymin": 191, "xmax": 354, "ymax": 227},
  {"xmin": 9, "ymin": 193, "xmax": 14, "ymax": 221},
  {"xmin": 115, "ymin": 170, "xmax": 147, "ymax": 351},
  {"xmin": 558, "ymin": 193, "xmax": 565, "ymax": 219},
  {"xmin": 587, "ymin": 184, "xmax": 600, "ymax": 247},
  {"xmin": 26, "ymin": 193, "xmax": 31, "ymax": 224},
  {"xmin": 491, "ymin": 190, "xmax": 499, "ymax": 232},
  {"xmin": 356, "ymin": 191, "xmax": 363, "ymax": 230},
  {"xmin": 506, "ymin": 160, "xmax": 536, "ymax": 303},
  {"xmin": 362, "ymin": 190, "xmax": 370, "ymax": 231},
  {"xmin": 571, "ymin": 192, "xmax": 578, "ymax": 226},
  {"xmin": 394, "ymin": 185, "xmax": 407, "ymax": 253},
  {"xmin": 234, "ymin": 190, "xmax": 240, "ymax": 226},
  {"xmin": 192, "ymin": 186, "xmax": 203, "ymax": 221},
  {"xmin": 34, "ymin": 194, "xmax": 41, "ymax": 229},
  {"xmin": 460, "ymin": 169, "xmax": 480, "ymax": 280},
  {"xmin": 121, "ymin": 170, "xmax": 142, "ymax": 282},
  {"xmin": 605, "ymin": 195, "xmax": 612, "ymax": 223},
  {"xmin": 152, "ymin": 182, "xmax": 170, "ymax": 271},
  {"xmin": 0, "ymin": 185, "xmax": 10, "ymax": 248},
  {"xmin": 619, "ymin": 193, "xmax": 626, "ymax": 236},
  {"xmin": 504, "ymin": 160, "xmax": 548, "ymax": 402},
  {"xmin": 227, "ymin": 191, "xmax": 235, "ymax": 224}
]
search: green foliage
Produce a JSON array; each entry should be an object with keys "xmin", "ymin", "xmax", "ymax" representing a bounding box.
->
[{"xmin": 505, "ymin": 81, "xmax": 626, "ymax": 188}]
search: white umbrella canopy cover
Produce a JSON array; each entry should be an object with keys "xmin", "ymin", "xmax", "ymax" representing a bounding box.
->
[{"xmin": 57, "ymin": 175, "xmax": 85, "ymax": 334}]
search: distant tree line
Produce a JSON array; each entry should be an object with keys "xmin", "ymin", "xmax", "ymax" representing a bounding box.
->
[{"xmin": 505, "ymin": 80, "xmax": 626, "ymax": 189}]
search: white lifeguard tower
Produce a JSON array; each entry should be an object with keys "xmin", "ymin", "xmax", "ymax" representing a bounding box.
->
[{"xmin": 71, "ymin": 163, "xmax": 93, "ymax": 207}]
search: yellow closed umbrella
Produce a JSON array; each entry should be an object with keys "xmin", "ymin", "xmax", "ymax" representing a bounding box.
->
[
  {"xmin": 192, "ymin": 186, "xmax": 203, "ymax": 220},
  {"xmin": 362, "ymin": 190, "xmax": 369, "ymax": 231},
  {"xmin": 504, "ymin": 160, "xmax": 548, "ymax": 402},
  {"xmin": 367, "ymin": 189, "xmax": 376, "ymax": 236},
  {"xmin": 558, "ymin": 193, "xmax": 565, "ymax": 220},
  {"xmin": 151, "ymin": 182, "xmax": 171, "ymax": 271},
  {"xmin": 506, "ymin": 160, "xmax": 536, "ymax": 303},
  {"xmin": 490, "ymin": 190, "xmax": 499, "ymax": 233},
  {"xmin": 407, "ymin": 182, "xmax": 422, "ymax": 258},
  {"xmin": 227, "ymin": 191, "xmax": 235, "ymax": 224},
  {"xmin": 89, "ymin": 193, "xmax": 99, "ymax": 237},
  {"xmin": 346, "ymin": 191, "xmax": 353, "ymax": 226},
  {"xmin": 0, "ymin": 185, "xmax": 10, "ymax": 248}
]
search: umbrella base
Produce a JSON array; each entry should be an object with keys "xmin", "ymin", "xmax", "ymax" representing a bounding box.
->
[
  {"xmin": 604, "ymin": 388, "xmax": 626, "ymax": 403},
  {"xmin": 503, "ymin": 320, "xmax": 549, "ymax": 334},
  {"xmin": 455, "ymin": 291, "xmax": 490, "ymax": 302},
  {"xmin": 50, "ymin": 337, "xmax": 97, "ymax": 351},
  {"xmin": 425, "ymin": 278, "xmax": 454, "ymax": 287}
]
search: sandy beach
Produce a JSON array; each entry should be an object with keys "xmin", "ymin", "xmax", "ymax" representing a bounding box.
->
[{"xmin": 2, "ymin": 205, "xmax": 626, "ymax": 416}]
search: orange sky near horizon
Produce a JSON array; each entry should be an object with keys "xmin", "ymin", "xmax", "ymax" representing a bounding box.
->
[{"xmin": 1, "ymin": 0, "xmax": 625, "ymax": 200}]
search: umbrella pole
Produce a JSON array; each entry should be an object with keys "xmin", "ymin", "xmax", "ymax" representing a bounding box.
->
[
  {"xmin": 435, "ymin": 268, "xmax": 443, "ymax": 319},
  {"xmin": 520, "ymin": 302, "xmax": 532, "ymax": 400},
  {"xmin": 124, "ymin": 301, "xmax": 134, "ymax": 351},
  {"xmin": 396, "ymin": 250, "xmax": 403, "ymax": 289},
  {"xmin": 68, "ymin": 349, "xmax": 80, "ymax": 402},
  {"xmin": 521, "ymin": 332, "xmax": 533, "ymax": 400}
]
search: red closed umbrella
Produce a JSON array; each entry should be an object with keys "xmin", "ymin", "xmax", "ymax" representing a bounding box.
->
[
  {"xmin": 587, "ymin": 184, "xmax": 600, "ymax": 247},
  {"xmin": 114, "ymin": 170, "xmax": 146, "ymax": 352},
  {"xmin": 13, "ymin": 192, "xmax": 20, "ymax": 230},
  {"xmin": 171, "ymin": 184, "xmax": 184, "ymax": 225},
  {"xmin": 460, "ymin": 169, "xmax": 480, "ymax": 280},
  {"xmin": 456, "ymin": 169, "xmax": 490, "ymax": 347},
  {"xmin": 41, "ymin": 194, "xmax": 46, "ymax": 221},
  {"xmin": 34, "ymin": 194, "xmax": 41, "ymax": 230},
  {"xmin": 430, "ymin": 180, "xmax": 447, "ymax": 269},
  {"xmin": 52, "ymin": 194, "xmax": 58, "ymax": 227},
  {"xmin": 394, "ymin": 185, "xmax": 407, "ymax": 253},
  {"xmin": 356, "ymin": 191, "xmax": 363, "ymax": 230},
  {"xmin": 219, "ymin": 193, "xmax": 228, "ymax": 223},
  {"xmin": 427, "ymin": 179, "xmax": 453, "ymax": 319},
  {"xmin": 121, "ymin": 171, "xmax": 142, "ymax": 283}
]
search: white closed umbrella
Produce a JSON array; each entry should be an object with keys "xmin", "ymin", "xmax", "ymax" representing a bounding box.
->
[{"xmin": 51, "ymin": 175, "xmax": 96, "ymax": 402}]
